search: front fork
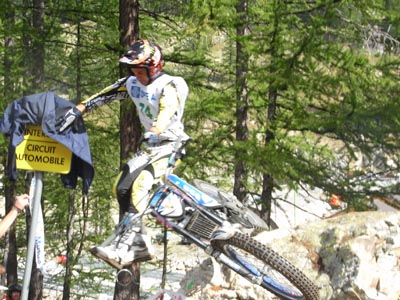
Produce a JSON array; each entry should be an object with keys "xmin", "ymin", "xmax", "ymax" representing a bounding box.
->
[{"xmin": 152, "ymin": 207, "xmax": 263, "ymax": 285}]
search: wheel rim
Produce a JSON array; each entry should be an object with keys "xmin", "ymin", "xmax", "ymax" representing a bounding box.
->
[{"xmin": 225, "ymin": 245, "xmax": 304, "ymax": 299}]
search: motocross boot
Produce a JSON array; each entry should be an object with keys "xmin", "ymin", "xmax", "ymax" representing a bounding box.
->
[{"xmin": 90, "ymin": 213, "xmax": 155, "ymax": 269}]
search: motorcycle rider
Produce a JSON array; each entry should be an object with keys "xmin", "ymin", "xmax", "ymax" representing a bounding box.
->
[{"xmin": 58, "ymin": 39, "xmax": 189, "ymax": 269}]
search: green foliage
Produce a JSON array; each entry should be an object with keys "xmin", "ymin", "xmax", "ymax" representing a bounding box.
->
[
  {"xmin": 1, "ymin": 0, "xmax": 400, "ymax": 297},
  {"xmin": 179, "ymin": 0, "xmax": 400, "ymax": 204}
]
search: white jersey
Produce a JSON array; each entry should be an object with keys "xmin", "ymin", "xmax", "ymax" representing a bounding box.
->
[
  {"xmin": 82, "ymin": 73, "xmax": 189, "ymax": 141},
  {"xmin": 126, "ymin": 74, "xmax": 189, "ymax": 141}
]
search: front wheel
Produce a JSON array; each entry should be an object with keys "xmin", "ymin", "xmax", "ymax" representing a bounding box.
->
[{"xmin": 211, "ymin": 232, "xmax": 320, "ymax": 300}]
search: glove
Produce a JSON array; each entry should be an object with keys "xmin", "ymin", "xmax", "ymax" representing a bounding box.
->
[
  {"xmin": 58, "ymin": 107, "xmax": 82, "ymax": 132},
  {"xmin": 143, "ymin": 131, "xmax": 160, "ymax": 144}
]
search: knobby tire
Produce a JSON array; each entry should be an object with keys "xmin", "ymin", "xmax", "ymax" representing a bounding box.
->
[{"xmin": 212, "ymin": 232, "xmax": 320, "ymax": 300}]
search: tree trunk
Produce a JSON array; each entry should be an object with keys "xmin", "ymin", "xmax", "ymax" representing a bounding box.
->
[
  {"xmin": 29, "ymin": 261, "xmax": 43, "ymax": 300},
  {"xmin": 115, "ymin": 0, "xmax": 141, "ymax": 299},
  {"xmin": 233, "ymin": 0, "xmax": 249, "ymax": 201},
  {"xmin": 4, "ymin": 179, "xmax": 18, "ymax": 287},
  {"xmin": 24, "ymin": 0, "xmax": 45, "ymax": 297},
  {"xmin": 3, "ymin": 0, "xmax": 15, "ymax": 101},
  {"xmin": 31, "ymin": 0, "xmax": 45, "ymax": 90},
  {"xmin": 261, "ymin": 89, "xmax": 278, "ymax": 224},
  {"xmin": 62, "ymin": 190, "xmax": 76, "ymax": 300},
  {"xmin": 2, "ymin": 0, "xmax": 19, "ymax": 290},
  {"xmin": 119, "ymin": 0, "xmax": 141, "ymax": 163}
]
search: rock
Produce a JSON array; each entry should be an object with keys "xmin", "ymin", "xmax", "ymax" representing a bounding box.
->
[{"xmin": 177, "ymin": 211, "xmax": 400, "ymax": 300}]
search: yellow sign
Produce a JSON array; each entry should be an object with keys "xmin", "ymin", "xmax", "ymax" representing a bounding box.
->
[{"xmin": 16, "ymin": 125, "xmax": 72, "ymax": 174}]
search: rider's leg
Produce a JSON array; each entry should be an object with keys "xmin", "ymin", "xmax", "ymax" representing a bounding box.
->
[
  {"xmin": 113, "ymin": 151, "xmax": 152, "ymax": 214},
  {"xmin": 89, "ymin": 211, "xmax": 154, "ymax": 269},
  {"xmin": 114, "ymin": 164, "xmax": 144, "ymax": 215},
  {"xmin": 130, "ymin": 169, "xmax": 154, "ymax": 213},
  {"xmin": 90, "ymin": 167, "xmax": 156, "ymax": 269}
]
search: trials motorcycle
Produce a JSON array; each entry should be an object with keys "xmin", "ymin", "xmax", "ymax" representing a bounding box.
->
[{"xmin": 107, "ymin": 139, "xmax": 320, "ymax": 300}]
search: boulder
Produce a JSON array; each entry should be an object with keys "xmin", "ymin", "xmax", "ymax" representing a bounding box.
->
[{"xmin": 178, "ymin": 211, "xmax": 400, "ymax": 300}]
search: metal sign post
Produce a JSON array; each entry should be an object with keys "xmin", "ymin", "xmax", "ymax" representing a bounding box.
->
[
  {"xmin": 21, "ymin": 171, "xmax": 43, "ymax": 300},
  {"xmin": 15, "ymin": 125, "xmax": 72, "ymax": 300}
]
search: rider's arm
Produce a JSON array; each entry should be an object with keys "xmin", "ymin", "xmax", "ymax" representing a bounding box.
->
[
  {"xmin": 77, "ymin": 77, "xmax": 129, "ymax": 114},
  {"xmin": 151, "ymin": 82, "xmax": 180, "ymax": 134}
]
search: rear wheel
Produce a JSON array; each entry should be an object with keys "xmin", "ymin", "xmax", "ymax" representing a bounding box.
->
[
  {"xmin": 192, "ymin": 179, "xmax": 269, "ymax": 234},
  {"xmin": 212, "ymin": 232, "xmax": 320, "ymax": 300}
]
